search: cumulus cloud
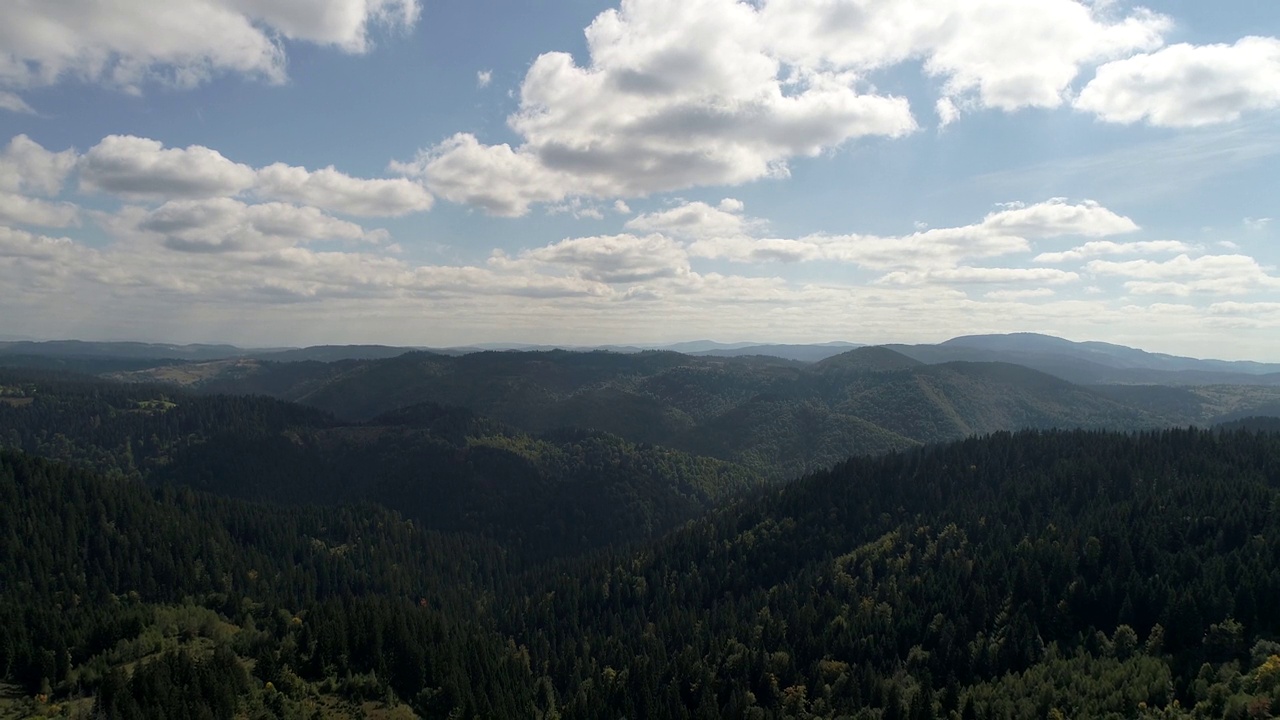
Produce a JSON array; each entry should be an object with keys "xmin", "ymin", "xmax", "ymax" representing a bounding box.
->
[
  {"xmin": 515, "ymin": 233, "xmax": 691, "ymax": 283},
  {"xmin": 936, "ymin": 97, "xmax": 960, "ymax": 128},
  {"xmin": 625, "ymin": 199, "xmax": 757, "ymax": 240},
  {"xmin": 477, "ymin": 70, "xmax": 493, "ymax": 88},
  {"xmin": 7, "ymin": 206, "xmax": 1280, "ymax": 359},
  {"xmin": 393, "ymin": 0, "xmax": 1173, "ymax": 216},
  {"xmin": 80, "ymin": 136, "xmax": 256, "ymax": 200},
  {"xmin": 546, "ymin": 198, "xmax": 607, "ymax": 219},
  {"xmin": 687, "ymin": 198, "xmax": 1137, "ymax": 270},
  {"xmin": 0, "ymin": 193, "xmax": 80, "ymax": 228},
  {"xmin": 1208, "ymin": 302, "xmax": 1280, "ymax": 328},
  {"xmin": 979, "ymin": 198, "xmax": 1139, "ymax": 238},
  {"xmin": 880, "ymin": 267, "xmax": 1080, "ymax": 286},
  {"xmin": 0, "ymin": 0, "xmax": 419, "ymax": 96},
  {"xmin": 760, "ymin": 0, "xmax": 1168, "ymax": 110},
  {"xmin": 985, "ymin": 288, "xmax": 1056, "ymax": 301},
  {"xmin": 74, "ymin": 135, "xmax": 433, "ymax": 216},
  {"xmin": 255, "ymin": 163, "xmax": 433, "ymax": 216},
  {"xmin": 390, "ymin": 134, "xmax": 566, "ymax": 216},
  {"xmin": 397, "ymin": 0, "xmax": 920, "ymax": 215},
  {"xmin": 0, "ymin": 135, "xmax": 79, "ymax": 196},
  {"xmin": 1035, "ymin": 239, "xmax": 1190, "ymax": 263},
  {"xmin": 107, "ymin": 198, "xmax": 383, "ymax": 253},
  {"xmin": 1089, "ymin": 253, "xmax": 1280, "ymax": 295},
  {"xmin": 0, "ymin": 225, "xmax": 80, "ymax": 262},
  {"xmin": 1076, "ymin": 37, "xmax": 1280, "ymax": 127}
]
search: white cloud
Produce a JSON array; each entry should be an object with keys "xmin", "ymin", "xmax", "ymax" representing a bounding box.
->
[
  {"xmin": 546, "ymin": 198, "xmax": 607, "ymax": 220},
  {"xmin": 107, "ymin": 198, "xmax": 383, "ymax": 253},
  {"xmin": 1034, "ymin": 239, "xmax": 1190, "ymax": 263},
  {"xmin": 80, "ymin": 135, "xmax": 256, "ymax": 200},
  {"xmin": 0, "ymin": 0, "xmax": 419, "ymax": 95},
  {"xmin": 515, "ymin": 233, "xmax": 691, "ymax": 284},
  {"xmin": 625, "ymin": 199, "xmax": 757, "ymax": 240},
  {"xmin": 0, "ymin": 193, "xmax": 80, "ymax": 228},
  {"xmin": 76, "ymin": 136, "xmax": 429, "ymax": 217},
  {"xmin": 396, "ymin": 0, "xmax": 1173, "ymax": 215},
  {"xmin": 6, "ymin": 209, "xmax": 1280, "ymax": 360},
  {"xmin": 255, "ymin": 162, "xmax": 433, "ymax": 216},
  {"xmin": 718, "ymin": 198, "xmax": 744, "ymax": 213},
  {"xmin": 398, "ymin": 0, "xmax": 920, "ymax": 215},
  {"xmin": 880, "ymin": 267, "xmax": 1080, "ymax": 286},
  {"xmin": 1244, "ymin": 217, "xmax": 1272, "ymax": 232},
  {"xmin": 477, "ymin": 70, "xmax": 493, "ymax": 88},
  {"xmin": 761, "ymin": 0, "xmax": 1168, "ymax": 111},
  {"xmin": 1089, "ymin": 253, "xmax": 1280, "ymax": 296},
  {"xmin": 936, "ymin": 97, "xmax": 960, "ymax": 128},
  {"xmin": 985, "ymin": 288, "xmax": 1056, "ymax": 301},
  {"xmin": 0, "ymin": 91, "xmax": 35, "ymax": 114},
  {"xmin": 613, "ymin": 200, "xmax": 632, "ymax": 214},
  {"xmin": 0, "ymin": 225, "xmax": 80, "ymax": 262},
  {"xmin": 390, "ymin": 133, "xmax": 566, "ymax": 217},
  {"xmin": 0, "ymin": 135, "xmax": 79, "ymax": 196},
  {"xmin": 1076, "ymin": 37, "xmax": 1280, "ymax": 127},
  {"xmin": 1209, "ymin": 302, "xmax": 1280, "ymax": 327},
  {"xmin": 687, "ymin": 198, "xmax": 1136, "ymax": 270},
  {"xmin": 979, "ymin": 198, "xmax": 1138, "ymax": 238}
]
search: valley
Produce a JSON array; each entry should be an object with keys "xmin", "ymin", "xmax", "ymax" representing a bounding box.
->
[{"xmin": 2, "ymin": 335, "xmax": 1280, "ymax": 717}]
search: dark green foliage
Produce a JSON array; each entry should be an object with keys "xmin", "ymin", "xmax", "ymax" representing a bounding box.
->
[
  {"xmin": 0, "ymin": 450, "xmax": 524, "ymax": 712},
  {"xmin": 0, "ymin": 373, "xmax": 761, "ymax": 559},
  {"xmin": 5, "ymin": 359, "xmax": 1280, "ymax": 718},
  {"xmin": 493, "ymin": 427, "xmax": 1280, "ymax": 717},
  {"xmin": 1216, "ymin": 415, "xmax": 1280, "ymax": 433},
  {"xmin": 143, "ymin": 348, "xmax": 1169, "ymax": 478},
  {"xmin": 94, "ymin": 645, "xmax": 248, "ymax": 719}
]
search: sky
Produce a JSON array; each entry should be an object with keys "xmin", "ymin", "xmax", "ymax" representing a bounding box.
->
[{"xmin": 1, "ymin": 0, "xmax": 1278, "ymax": 359}]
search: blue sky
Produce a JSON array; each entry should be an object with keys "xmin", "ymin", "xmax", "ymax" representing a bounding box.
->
[{"xmin": 1, "ymin": 0, "xmax": 1278, "ymax": 359}]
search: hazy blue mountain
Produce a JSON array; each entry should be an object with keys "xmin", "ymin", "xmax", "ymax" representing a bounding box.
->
[
  {"xmin": 0, "ymin": 339, "xmax": 255, "ymax": 361},
  {"xmin": 248, "ymin": 344, "xmax": 421, "ymax": 362},
  {"xmin": 106, "ymin": 346, "xmax": 1174, "ymax": 478},
  {"xmin": 688, "ymin": 341, "xmax": 864, "ymax": 361},
  {"xmin": 886, "ymin": 332, "xmax": 1280, "ymax": 386}
]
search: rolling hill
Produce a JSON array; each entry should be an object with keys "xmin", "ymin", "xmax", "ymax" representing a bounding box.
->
[
  {"xmin": 0, "ymin": 369, "xmax": 760, "ymax": 559},
  {"xmin": 101, "ymin": 346, "xmax": 1173, "ymax": 478},
  {"xmin": 886, "ymin": 333, "xmax": 1280, "ymax": 386}
]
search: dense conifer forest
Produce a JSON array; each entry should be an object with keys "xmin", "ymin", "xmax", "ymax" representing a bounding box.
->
[{"xmin": 2, "ymin": 359, "xmax": 1280, "ymax": 718}]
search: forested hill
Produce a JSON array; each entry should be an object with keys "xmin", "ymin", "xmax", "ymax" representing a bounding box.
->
[
  {"xmin": 509, "ymin": 426, "xmax": 1280, "ymax": 718},
  {"xmin": 0, "ymin": 450, "xmax": 535, "ymax": 718},
  {"xmin": 108, "ymin": 347, "xmax": 1175, "ymax": 478},
  {"xmin": 5, "ymin": 428, "xmax": 1280, "ymax": 717},
  {"xmin": 0, "ymin": 370, "xmax": 760, "ymax": 559}
]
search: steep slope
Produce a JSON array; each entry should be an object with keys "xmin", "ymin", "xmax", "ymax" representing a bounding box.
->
[
  {"xmin": 687, "ymin": 395, "xmax": 915, "ymax": 477},
  {"xmin": 0, "ymin": 451, "xmax": 535, "ymax": 717},
  {"xmin": 504, "ymin": 428, "xmax": 1280, "ymax": 718}
]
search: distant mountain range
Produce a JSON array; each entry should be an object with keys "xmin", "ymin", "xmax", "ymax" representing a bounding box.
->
[
  {"xmin": 88, "ymin": 345, "xmax": 1254, "ymax": 479},
  {"xmin": 884, "ymin": 333, "xmax": 1280, "ymax": 386},
  {"xmin": 4, "ymin": 333, "xmax": 1280, "ymax": 386}
]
